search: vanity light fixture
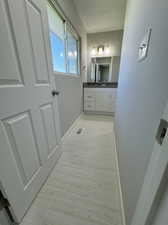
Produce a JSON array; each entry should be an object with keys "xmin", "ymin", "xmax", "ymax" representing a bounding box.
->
[{"xmin": 91, "ymin": 45, "xmax": 111, "ymax": 57}]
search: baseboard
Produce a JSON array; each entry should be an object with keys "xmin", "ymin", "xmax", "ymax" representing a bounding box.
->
[
  {"xmin": 113, "ymin": 125, "xmax": 126, "ymax": 225},
  {"xmin": 84, "ymin": 111, "xmax": 115, "ymax": 116},
  {"xmin": 61, "ymin": 114, "xmax": 82, "ymax": 143}
]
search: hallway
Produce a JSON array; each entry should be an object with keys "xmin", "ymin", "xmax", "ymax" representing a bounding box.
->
[{"xmin": 20, "ymin": 115, "xmax": 123, "ymax": 225}]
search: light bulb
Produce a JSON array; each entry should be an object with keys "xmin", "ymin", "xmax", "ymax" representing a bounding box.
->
[
  {"xmin": 98, "ymin": 47, "xmax": 103, "ymax": 55},
  {"xmin": 105, "ymin": 47, "xmax": 110, "ymax": 55},
  {"xmin": 91, "ymin": 48, "xmax": 96, "ymax": 56}
]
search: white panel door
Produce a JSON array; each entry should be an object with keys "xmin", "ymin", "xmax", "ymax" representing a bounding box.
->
[{"xmin": 0, "ymin": 0, "xmax": 61, "ymax": 223}]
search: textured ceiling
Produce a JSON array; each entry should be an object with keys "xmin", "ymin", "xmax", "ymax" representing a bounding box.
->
[{"xmin": 73, "ymin": 0, "xmax": 126, "ymax": 33}]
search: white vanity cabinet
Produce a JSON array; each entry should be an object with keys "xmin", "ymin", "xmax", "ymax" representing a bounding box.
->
[{"xmin": 84, "ymin": 88, "xmax": 117, "ymax": 114}]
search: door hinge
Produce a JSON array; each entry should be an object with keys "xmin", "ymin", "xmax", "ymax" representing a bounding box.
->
[
  {"xmin": 156, "ymin": 119, "xmax": 168, "ymax": 145},
  {"xmin": 0, "ymin": 190, "xmax": 10, "ymax": 211},
  {"xmin": 0, "ymin": 190, "xmax": 17, "ymax": 224}
]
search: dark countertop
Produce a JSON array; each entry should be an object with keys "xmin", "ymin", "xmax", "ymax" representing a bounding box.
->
[{"xmin": 83, "ymin": 82, "xmax": 118, "ymax": 88}]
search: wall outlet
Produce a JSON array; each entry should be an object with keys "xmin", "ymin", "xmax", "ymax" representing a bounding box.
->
[{"xmin": 138, "ymin": 28, "xmax": 152, "ymax": 62}]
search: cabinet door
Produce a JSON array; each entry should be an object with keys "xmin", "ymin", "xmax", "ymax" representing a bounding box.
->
[
  {"xmin": 95, "ymin": 90, "xmax": 112, "ymax": 112},
  {"xmin": 84, "ymin": 92, "xmax": 95, "ymax": 101},
  {"xmin": 84, "ymin": 100, "xmax": 95, "ymax": 111}
]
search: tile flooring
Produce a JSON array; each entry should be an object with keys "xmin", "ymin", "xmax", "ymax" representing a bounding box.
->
[{"xmin": 21, "ymin": 115, "xmax": 123, "ymax": 225}]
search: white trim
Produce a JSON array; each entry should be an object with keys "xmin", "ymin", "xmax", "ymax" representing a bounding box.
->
[
  {"xmin": 66, "ymin": 22, "xmax": 79, "ymax": 40},
  {"xmin": 91, "ymin": 55, "xmax": 113, "ymax": 59},
  {"xmin": 84, "ymin": 111, "xmax": 115, "ymax": 116},
  {"xmin": 49, "ymin": 0, "xmax": 80, "ymax": 38},
  {"xmin": 114, "ymin": 129, "xmax": 126, "ymax": 225},
  {"xmin": 53, "ymin": 71, "xmax": 81, "ymax": 78},
  {"xmin": 87, "ymin": 27, "xmax": 124, "ymax": 34},
  {"xmin": 109, "ymin": 57, "xmax": 113, "ymax": 82}
]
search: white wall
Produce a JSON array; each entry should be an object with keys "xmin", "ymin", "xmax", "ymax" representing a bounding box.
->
[
  {"xmin": 55, "ymin": 75, "xmax": 82, "ymax": 136},
  {"xmin": 53, "ymin": 0, "xmax": 87, "ymax": 136},
  {"xmin": 115, "ymin": 0, "xmax": 168, "ymax": 224},
  {"xmin": 87, "ymin": 30, "xmax": 123, "ymax": 82}
]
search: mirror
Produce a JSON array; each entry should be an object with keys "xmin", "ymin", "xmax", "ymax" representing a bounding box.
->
[
  {"xmin": 89, "ymin": 56, "xmax": 120, "ymax": 83},
  {"xmin": 97, "ymin": 64, "xmax": 110, "ymax": 82},
  {"xmin": 91, "ymin": 63, "xmax": 112, "ymax": 82}
]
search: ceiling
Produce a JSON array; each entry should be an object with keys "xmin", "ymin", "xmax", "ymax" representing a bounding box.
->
[{"xmin": 73, "ymin": 0, "xmax": 126, "ymax": 33}]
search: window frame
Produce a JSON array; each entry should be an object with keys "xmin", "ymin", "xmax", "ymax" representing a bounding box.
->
[{"xmin": 47, "ymin": 0, "xmax": 81, "ymax": 77}]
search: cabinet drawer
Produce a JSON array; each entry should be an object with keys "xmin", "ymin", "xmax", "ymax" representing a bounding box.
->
[
  {"xmin": 84, "ymin": 101, "xmax": 95, "ymax": 111},
  {"xmin": 95, "ymin": 101, "xmax": 116, "ymax": 113},
  {"xmin": 83, "ymin": 88, "xmax": 117, "ymax": 113},
  {"xmin": 95, "ymin": 103, "xmax": 107, "ymax": 112},
  {"xmin": 84, "ymin": 93, "xmax": 95, "ymax": 101},
  {"xmin": 95, "ymin": 91, "xmax": 112, "ymax": 100}
]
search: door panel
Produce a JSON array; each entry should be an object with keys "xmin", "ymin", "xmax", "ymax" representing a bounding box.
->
[
  {"xmin": 3, "ymin": 112, "xmax": 40, "ymax": 185},
  {"xmin": 0, "ymin": 0, "xmax": 61, "ymax": 222},
  {"xmin": 40, "ymin": 103, "xmax": 57, "ymax": 156},
  {"xmin": 25, "ymin": 0, "xmax": 49, "ymax": 84},
  {"xmin": 0, "ymin": 1, "xmax": 23, "ymax": 85}
]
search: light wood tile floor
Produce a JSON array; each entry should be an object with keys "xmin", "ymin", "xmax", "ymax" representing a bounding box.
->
[{"xmin": 21, "ymin": 114, "xmax": 123, "ymax": 225}]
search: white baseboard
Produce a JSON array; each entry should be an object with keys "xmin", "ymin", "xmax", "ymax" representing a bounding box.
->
[
  {"xmin": 113, "ymin": 127, "xmax": 126, "ymax": 225},
  {"xmin": 84, "ymin": 111, "xmax": 115, "ymax": 116}
]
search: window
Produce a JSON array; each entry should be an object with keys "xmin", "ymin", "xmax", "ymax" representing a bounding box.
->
[
  {"xmin": 47, "ymin": 4, "xmax": 66, "ymax": 73},
  {"xmin": 67, "ymin": 29, "xmax": 79, "ymax": 74},
  {"xmin": 47, "ymin": 2, "xmax": 80, "ymax": 75}
]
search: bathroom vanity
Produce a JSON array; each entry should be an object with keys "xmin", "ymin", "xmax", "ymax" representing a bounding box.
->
[
  {"xmin": 84, "ymin": 55, "xmax": 120, "ymax": 115},
  {"xmin": 83, "ymin": 83, "xmax": 118, "ymax": 115}
]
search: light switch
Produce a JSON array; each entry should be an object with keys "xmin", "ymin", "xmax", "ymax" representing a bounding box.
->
[{"xmin": 138, "ymin": 28, "xmax": 152, "ymax": 61}]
